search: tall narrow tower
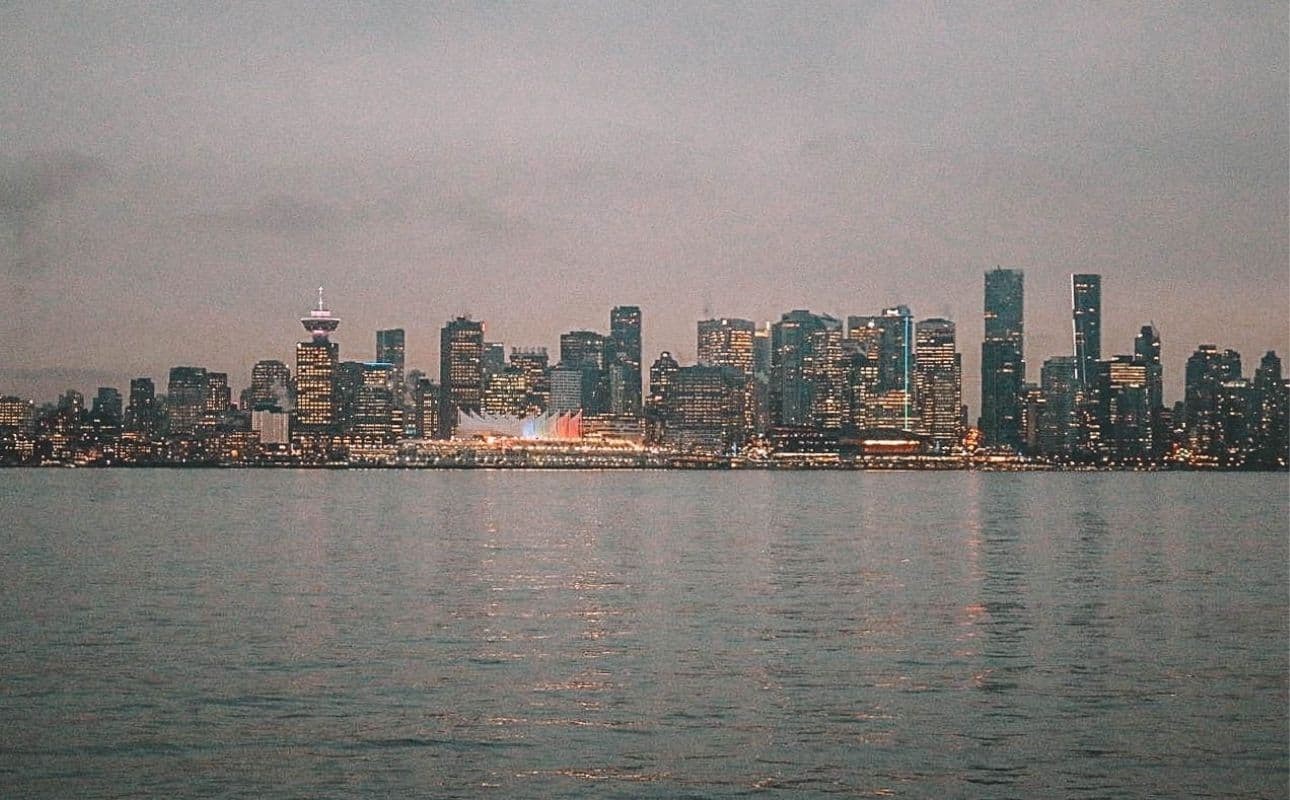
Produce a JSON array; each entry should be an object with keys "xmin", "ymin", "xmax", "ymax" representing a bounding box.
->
[
  {"xmin": 1072, "ymin": 274, "xmax": 1102, "ymax": 390},
  {"xmin": 980, "ymin": 267, "xmax": 1025, "ymax": 449},
  {"xmin": 295, "ymin": 288, "xmax": 340, "ymax": 433}
]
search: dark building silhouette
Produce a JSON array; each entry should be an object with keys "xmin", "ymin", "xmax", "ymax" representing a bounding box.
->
[
  {"xmin": 980, "ymin": 267, "xmax": 1025, "ymax": 449},
  {"xmin": 609, "ymin": 306, "xmax": 643, "ymax": 417},
  {"xmin": 439, "ymin": 316, "xmax": 485, "ymax": 437},
  {"xmin": 1072, "ymin": 274, "xmax": 1102, "ymax": 390}
]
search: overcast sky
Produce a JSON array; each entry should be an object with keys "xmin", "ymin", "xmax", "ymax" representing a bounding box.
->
[{"xmin": 2, "ymin": 2, "xmax": 1286, "ymax": 411}]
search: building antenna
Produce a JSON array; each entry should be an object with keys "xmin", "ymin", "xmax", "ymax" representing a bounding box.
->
[{"xmin": 317, "ymin": 286, "xmax": 326, "ymax": 311}]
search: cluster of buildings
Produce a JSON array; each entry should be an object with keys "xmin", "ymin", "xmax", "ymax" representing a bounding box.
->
[{"xmin": 0, "ymin": 274, "xmax": 1286, "ymax": 469}]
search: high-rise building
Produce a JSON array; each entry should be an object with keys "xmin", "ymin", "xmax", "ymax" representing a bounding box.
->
[
  {"xmin": 1184, "ymin": 345, "xmax": 1241, "ymax": 454},
  {"xmin": 698, "ymin": 317, "xmax": 757, "ymax": 437},
  {"xmin": 92, "ymin": 387, "xmax": 123, "ymax": 421},
  {"xmin": 205, "ymin": 373, "xmax": 230, "ymax": 415},
  {"xmin": 1089, "ymin": 356, "xmax": 1152, "ymax": 460},
  {"xmin": 1134, "ymin": 324, "xmax": 1166, "ymax": 457},
  {"xmin": 375, "ymin": 329, "xmax": 406, "ymax": 398},
  {"xmin": 1072, "ymin": 274, "xmax": 1102, "ymax": 389},
  {"xmin": 1038, "ymin": 356, "xmax": 1080, "ymax": 456},
  {"xmin": 645, "ymin": 351, "xmax": 681, "ymax": 441},
  {"xmin": 482, "ymin": 343, "xmax": 507, "ymax": 382},
  {"xmin": 914, "ymin": 318, "xmax": 962, "ymax": 447},
  {"xmin": 559, "ymin": 330, "xmax": 609, "ymax": 414},
  {"xmin": 980, "ymin": 267, "xmax": 1025, "ymax": 449},
  {"xmin": 482, "ymin": 366, "xmax": 530, "ymax": 417},
  {"xmin": 771, "ymin": 310, "xmax": 841, "ymax": 427},
  {"xmin": 509, "ymin": 347, "xmax": 551, "ymax": 414},
  {"xmin": 1252, "ymin": 351, "xmax": 1289, "ymax": 466},
  {"xmin": 1133, "ymin": 324, "xmax": 1162, "ymax": 411},
  {"xmin": 125, "ymin": 377, "xmax": 162, "ymax": 436},
  {"xmin": 663, "ymin": 365, "xmax": 746, "ymax": 453},
  {"xmin": 0, "ymin": 395, "xmax": 35, "ymax": 435},
  {"xmin": 414, "ymin": 378, "xmax": 440, "ymax": 439},
  {"xmin": 333, "ymin": 361, "xmax": 366, "ymax": 432},
  {"xmin": 609, "ymin": 306, "xmax": 643, "ymax": 416},
  {"xmin": 697, "ymin": 318, "xmax": 755, "ymax": 376},
  {"xmin": 846, "ymin": 307, "xmax": 915, "ymax": 430},
  {"xmin": 439, "ymin": 317, "xmax": 485, "ymax": 437},
  {"xmin": 248, "ymin": 360, "xmax": 292, "ymax": 410},
  {"xmin": 353, "ymin": 362, "xmax": 396, "ymax": 442},
  {"xmin": 295, "ymin": 288, "xmax": 341, "ymax": 434},
  {"xmin": 550, "ymin": 363, "xmax": 598, "ymax": 413},
  {"xmin": 166, "ymin": 366, "xmax": 208, "ymax": 435}
]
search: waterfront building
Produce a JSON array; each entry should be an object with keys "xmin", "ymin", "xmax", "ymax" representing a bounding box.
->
[
  {"xmin": 482, "ymin": 366, "xmax": 530, "ymax": 417},
  {"xmin": 609, "ymin": 306, "xmax": 643, "ymax": 416},
  {"xmin": 1184, "ymin": 345, "xmax": 1241, "ymax": 455},
  {"xmin": 1089, "ymin": 356, "xmax": 1152, "ymax": 460},
  {"xmin": 166, "ymin": 366, "xmax": 208, "ymax": 435},
  {"xmin": 92, "ymin": 387, "xmax": 123, "ymax": 421},
  {"xmin": 247, "ymin": 360, "xmax": 292, "ymax": 410},
  {"xmin": 1252, "ymin": 352, "xmax": 1289, "ymax": 466},
  {"xmin": 807, "ymin": 323, "xmax": 849, "ymax": 430},
  {"xmin": 295, "ymin": 289, "xmax": 341, "ymax": 435},
  {"xmin": 980, "ymin": 267, "xmax": 1025, "ymax": 449},
  {"xmin": 509, "ymin": 347, "xmax": 551, "ymax": 414},
  {"xmin": 664, "ymin": 365, "xmax": 746, "ymax": 453},
  {"xmin": 550, "ymin": 363, "xmax": 598, "ymax": 413},
  {"xmin": 250, "ymin": 407, "xmax": 290, "ymax": 446},
  {"xmin": 1039, "ymin": 356, "xmax": 1080, "ymax": 456},
  {"xmin": 414, "ymin": 378, "xmax": 440, "ymax": 439},
  {"xmin": 914, "ymin": 318, "xmax": 962, "ymax": 448},
  {"xmin": 697, "ymin": 318, "xmax": 755, "ymax": 376},
  {"xmin": 125, "ymin": 378, "xmax": 162, "ymax": 436},
  {"xmin": 1072, "ymin": 274, "xmax": 1102, "ymax": 390},
  {"xmin": 352, "ymin": 362, "xmax": 396, "ymax": 443},
  {"xmin": 771, "ymin": 310, "xmax": 842, "ymax": 427},
  {"xmin": 375, "ymin": 329, "xmax": 406, "ymax": 401},
  {"xmin": 559, "ymin": 329, "xmax": 609, "ymax": 414},
  {"xmin": 205, "ymin": 372, "xmax": 230, "ymax": 414},
  {"xmin": 482, "ymin": 342, "xmax": 507, "ymax": 382},
  {"xmin": 439, "ymin": 316, "xmax": 485, "ymax": 437},
  {"xmin": 646, "ymin": 351, "xmax": 681, "ymax": 441},
  {"xmin": 0, "ymin": 395, "xmax": 35, "ymax": 435}
]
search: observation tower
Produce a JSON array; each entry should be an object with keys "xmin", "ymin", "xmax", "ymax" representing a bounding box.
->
[{"xmin": 301, "ymin": 287, "xmax": 340, "ymax": 341}]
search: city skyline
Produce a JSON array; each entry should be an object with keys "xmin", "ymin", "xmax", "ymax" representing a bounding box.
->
[
  {"xmin": 1, "ymin": 4, "xmax": 1285, "ymax": 405},
  {"xmin": 0, "ymin": 272, "xmax": 1283, "ymax": 419}
]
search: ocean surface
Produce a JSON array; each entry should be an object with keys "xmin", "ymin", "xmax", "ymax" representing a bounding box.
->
[{"xmin": 1, "ymin": 470, "xmax": 1286, "ymax": 798}]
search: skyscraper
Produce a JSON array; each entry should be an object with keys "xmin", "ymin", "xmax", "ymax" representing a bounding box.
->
[
  {"xmin": 559, "ymin": 330, "xmax": 609, "ymax": 414},
  {"xmin": 509, "ymin": 347, "xmax": 551, "ymax": 414},
  {"xmin": 125, "ymin": 377, "xmax": 162, "ymax": 436},
  {"xmin": 663, "ymin": 365, "xmax": 746, "ymax": 453},
  {"xmin": 375, "ymin": 329, "xmax": 406, "ymax": 398},
  {"xmin": 1038, "ymin": 356, "xmax": 1080, "ymax": 456},
  {"xmin": 609, "ymin": 306, "xmax": 643, "ymax": 416},
  {"xmin": 697, "ymin": 318, "xmax": 755, "ymax": 376},
  {"xmin": 248, "ymin": 360, "xmax": 292, "ymax": 410},
  {"xmin": 914, "ymin": 318, "xmax": 962, "ymax": 447},
  {"xmin": 438, "ymin": 316, "xmax": 485, "ymax": 437},
  {"xmin": 295, "ymin": 289, "xmax": 340, "ymax": 434},
  {"xmin": 1134, "ymin": 324, "xmax": 1165, "ymax": 457},
  {"xmin": 1089, "ymin": 356, "xmax": 1152, "ymax": 460},
  {"xmin": 1184, "ymin": 344, "xmax": 1241, "ymax": 454},
  {"xmin": 166, "ymin": 366, "xmax": 208, "ymax": 435},
  {"xmin": 1072, "ymin": 274, "xmax": 1102, "ymax": 390},
  {"xmin": 980, "ymin": 267, "xmax": 1025, "ymax": 449},
  {"xmin": 771, "ymin": 310, "xmax": 841, "ymax": 427},
  {"xmin": 1252, "ymin": 352, "xmax": 1289, "ymax": 466}
]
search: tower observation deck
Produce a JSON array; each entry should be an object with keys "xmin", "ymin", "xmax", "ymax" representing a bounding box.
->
[{"xmin": 301, "ymin": 287, "xmax": 340, "ymax": 341}]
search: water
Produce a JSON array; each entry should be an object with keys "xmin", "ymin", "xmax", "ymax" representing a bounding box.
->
[{"xmin": 1, "ymin": 470, "xmax": 1286, "ymax": 798}]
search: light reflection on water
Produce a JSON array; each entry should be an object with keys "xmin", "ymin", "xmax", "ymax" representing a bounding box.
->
[{"xmin": 0, "ymin": 470, "xmax": 1286, "ymax": 798}]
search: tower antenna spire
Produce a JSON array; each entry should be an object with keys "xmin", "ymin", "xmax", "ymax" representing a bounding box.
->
[{"xmin": 317, "ymin": 286, "xmax": 325, "ymax": 311}]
